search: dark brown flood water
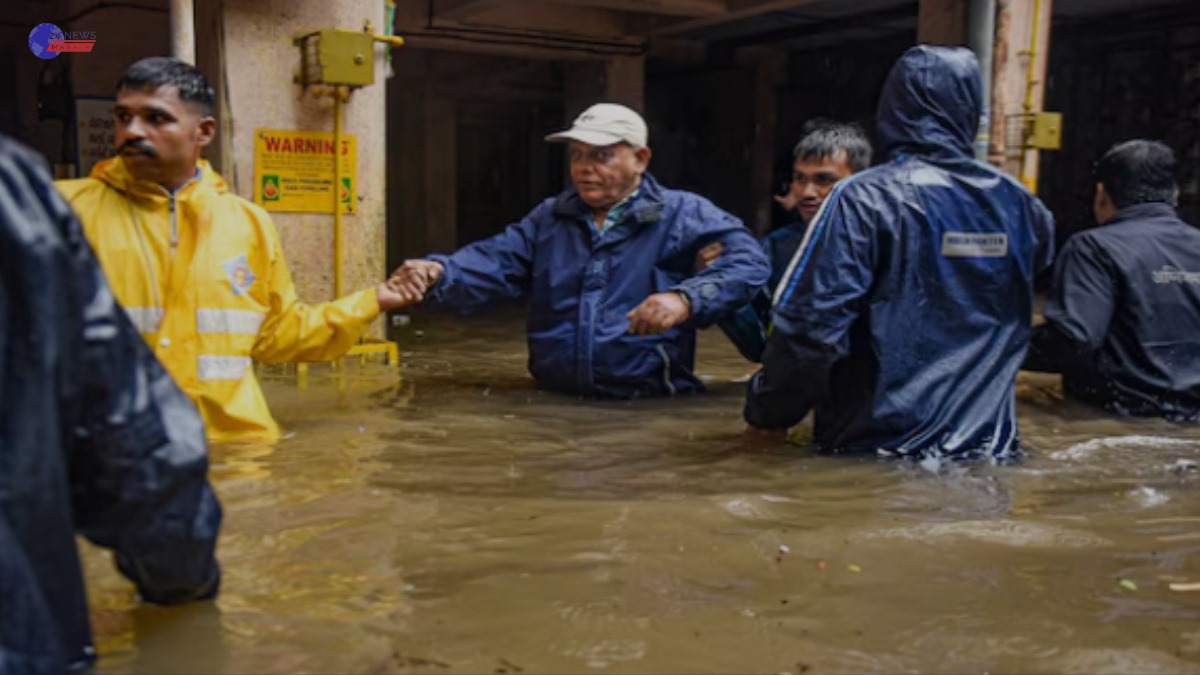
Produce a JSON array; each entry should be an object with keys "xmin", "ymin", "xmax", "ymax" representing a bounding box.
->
[{"xmin": 83, "ymin": 313, "xmax": 1200, "ymax": 674}]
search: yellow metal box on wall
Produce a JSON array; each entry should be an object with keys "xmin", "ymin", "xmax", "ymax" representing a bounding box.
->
[
  {"xmin": 1030, "ymin": 112, "xmax": 1062, "ymax": 150},
  {"xmin": 295, "ymin": 30, "xmax": 376, "ymax": 87}
]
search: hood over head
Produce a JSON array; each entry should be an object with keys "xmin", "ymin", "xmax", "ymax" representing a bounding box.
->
[{"xmin": 876, "ymin": 45, "xmax": 983, "ymax": 161}]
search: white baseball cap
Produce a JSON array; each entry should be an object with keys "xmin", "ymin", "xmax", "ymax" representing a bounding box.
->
[{"xmin": 545, "ymin": 103, "xmax": 649, "ymax": 149}]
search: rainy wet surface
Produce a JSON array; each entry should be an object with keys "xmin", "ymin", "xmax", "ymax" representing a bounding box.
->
[{"xmin": 83, "ymin": 312, "xmax": 1200, "ymax": 674}]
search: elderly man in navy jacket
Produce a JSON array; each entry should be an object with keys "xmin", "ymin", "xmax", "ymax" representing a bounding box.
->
[
  {"xmin": 391, "ymin": 103, "xmax": 770, "ymax": 398},
  {"xmin": 744, "ymin": 46, "xmax": 1055, "ymax": 459}
]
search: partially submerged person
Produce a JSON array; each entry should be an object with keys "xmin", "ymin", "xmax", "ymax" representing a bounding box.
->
[
  {"xmin": 699, "ymin": 120, "xmax": 872, "ymax": 362},
  {"xmin": 56, "ymin": 57, "xmax": 415, "ymax": 443},
  {"xmin": 1025, "ymin": 140, "xmax": 1200, "ymax": 419},
  {"xmin": 744, "ymin": 46, "xmax": 1055, "ymax": 459},
  {"xmin": 0, "ymin": 135, "xmax": 220, "ymax": 673},
  {"xmin": 389, "ymin": 103, "xmax": 770, "ymax": 397}
]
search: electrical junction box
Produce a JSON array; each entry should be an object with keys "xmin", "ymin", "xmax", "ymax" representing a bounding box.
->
[
  {"xmin": 1029, "ymin": 112, "xmax": 1062, "ymax": 150},
  {"xmin": 295, "ymin": 30, "xmax": 375, "ymax": 87}
]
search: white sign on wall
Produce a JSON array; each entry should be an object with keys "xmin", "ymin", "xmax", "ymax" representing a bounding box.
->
[{"xmin": 75, "ymin": 97, "xmax": 115, "ymax": 178}]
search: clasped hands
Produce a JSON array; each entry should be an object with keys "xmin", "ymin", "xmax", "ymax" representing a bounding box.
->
[{"xmin": 377, "ymin": 259, "xmax": 691, "ymax": 335}]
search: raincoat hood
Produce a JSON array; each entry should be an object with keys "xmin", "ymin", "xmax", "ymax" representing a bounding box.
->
[
  {"xmin": 90, "ymin": 156, "xmax": 228, "ymax": 199},
  {"xmin": 876, "ymin": 45, "xmax": 983, "ymax": 161}
]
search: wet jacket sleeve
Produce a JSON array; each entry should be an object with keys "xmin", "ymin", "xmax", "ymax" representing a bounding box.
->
[
  {"xmin": 252, "ymin": 223, "xmax": 381, "ymax": 364},
  {"xmin": 424, "ymin": 203, "xmax": 542, "ymax": 313},
  {"xmin": 745, "ymin": 186, "xmax": 875, "ymax": 429},
  {"xmin": 56, "ymin": 175, "xmax": 222, "ymax": 605},
  {"xmin": 715, "ymin": 236, "xmax": 778, "ymax": 362},
  {"xmin": 671, "ymin": 201, "xmax": 770, "ymax": 328},
  {"xmin": 1025, "ymin": 234, "xmax": 1113, "ymax": 374}
]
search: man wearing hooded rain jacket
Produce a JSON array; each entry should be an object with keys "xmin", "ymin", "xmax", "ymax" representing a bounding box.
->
[
  {"xmin": 744, "ymin": 46, "xmax": 1055, "ymax": 459},
  {"xmin": 57, "ymin": 58, "xmax": 416, "ymax": 444}
]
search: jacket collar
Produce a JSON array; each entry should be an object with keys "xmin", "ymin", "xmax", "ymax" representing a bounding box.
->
[
  {"xmin": 553, "ymin": 172, "xmax": 666, "ymax": 226},
  {"xmin": 1108, "ymin": 202, "xmax": 1179, "ymax": 226},
  {"xmin": 91, "ymin": 157, "xmax": 227, "ymax": 204}
]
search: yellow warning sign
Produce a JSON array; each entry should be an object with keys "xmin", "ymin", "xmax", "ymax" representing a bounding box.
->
[{"xmin": 253, "ymin": 128, "xmax": 356, "ymax": 214}]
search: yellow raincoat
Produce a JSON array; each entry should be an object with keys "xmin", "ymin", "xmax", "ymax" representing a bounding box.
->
[{"xmin": 57, "ymin": 158, "xmax": 380, "ymax": 443}]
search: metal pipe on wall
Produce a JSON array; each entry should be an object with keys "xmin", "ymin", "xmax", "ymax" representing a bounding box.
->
[
  {"xmin": 967, "ymin": 0, "xmax": 997, "ymax": 162},
  {"xmin": 170, "ymin": 0, "xmax": 196, "ymax": 64}
]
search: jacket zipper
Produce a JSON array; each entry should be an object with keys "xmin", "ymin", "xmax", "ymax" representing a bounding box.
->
[{"xmin": 169, "ymin": 195, "xmax": 179, "ymax": 257}]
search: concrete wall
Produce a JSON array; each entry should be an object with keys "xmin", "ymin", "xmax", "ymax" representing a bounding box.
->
[
  {"xmin": 221, "ymin": 0, "xmax": 388, "ymax": 334},
  {"xmin": 1041, "ymin": 6, "xmax": 1200, "ymax": 243}
]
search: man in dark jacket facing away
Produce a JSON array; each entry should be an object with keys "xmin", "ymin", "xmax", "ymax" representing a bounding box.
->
[
  {"xmin": 744, "ymin": 46, "xmax": 1055, "ymax": 459},
  {"xmin": 390, "ymin": 103, "xmax": 770, "ymax": 398},
  {"xmin": 0, "ymin": 135, "xmax": 221, "ymax": 674},
  {"xmin": 1025, "ymin": 140, "xmax": 1200, "ymax": 420}
]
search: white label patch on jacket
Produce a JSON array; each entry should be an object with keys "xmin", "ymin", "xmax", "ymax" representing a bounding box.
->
[
  {"xmin": 941, "ymin": 232, "xmax": 1009, "ymax": 258},
  {"xmin": 222, "ymin": 254, "xmax": 258, "ymax": 296}
]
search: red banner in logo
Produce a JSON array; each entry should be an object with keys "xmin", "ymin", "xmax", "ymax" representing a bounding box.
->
[{"xmin": 48, "ymin": 40, "xmax": 95, "ymax": 53}]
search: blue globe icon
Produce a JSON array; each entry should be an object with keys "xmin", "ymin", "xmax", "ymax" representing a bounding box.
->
[{"xmin": 29, "ymin": 23, "xmax": 62, "ymax": 60}]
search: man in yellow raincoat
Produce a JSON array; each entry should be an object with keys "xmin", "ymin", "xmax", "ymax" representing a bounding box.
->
[{"xmin": 58, "ymin": 57, "xmax": 415, "ymax": 444}]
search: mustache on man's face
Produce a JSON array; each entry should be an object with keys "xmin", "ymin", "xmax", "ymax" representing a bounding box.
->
[{"xmin": 118, "ymin": 139, "xmax": 158, "ymax": 157}]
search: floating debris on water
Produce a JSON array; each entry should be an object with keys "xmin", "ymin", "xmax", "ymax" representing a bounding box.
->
[
  {"xmin": 1170, "ymin": 459, "xmax": 1198, "ymax": 474},
  {"xmin": 848, "ymin": 564, "xmax": 862, "ymax": 573},
  {"xmin": 1119, "ymin": 579, "xmax": 1139, "ymax": 591},
  {"xmin": 1169, "ymin": 582, "xmax": 1200, "ymax": 592}
]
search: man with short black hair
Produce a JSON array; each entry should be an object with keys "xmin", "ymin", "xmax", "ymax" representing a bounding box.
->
[
  {"xmin": 699, "ymin": 120, "xmax": 872, "ymax": 361},
  {"xmin": 58, "ymin": 57, "xmax": 417, "ymax": 443},
  {"xmin": 1025, "ymin": 140, "xmax": 1200, "ymax": 419}
]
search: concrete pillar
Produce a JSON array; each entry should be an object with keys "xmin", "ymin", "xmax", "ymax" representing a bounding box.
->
[
  {"xmin": 605, "ymin": 56, "xmax": 645, "ymax": 112},
  {"xmin": 991, "ymin": 0, "xmax": 1053, "ymax": 191},
  {"xmin": 221, "ymin": 0, "xmax": 388, "ymax": 335},
  {"xmin": 424, "ymin": 92, "xmax": 458, "ymax": 253},
  {"xmin": 918, "ymin": 0, "xmax": 966, "ymax": 45},
  {"xmin": 740, "ymin": 48, "xmax": 787, "ymax": 238},
  {"xmin": 170, "ymin": 0, "xmax": 196, "ymax": 64},
  {"xmin": 564, "ymin": 56, "xmax": 645, "ymax": 117}
]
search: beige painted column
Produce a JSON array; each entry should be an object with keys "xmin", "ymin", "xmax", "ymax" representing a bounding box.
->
[
  {"xmin": 170, "ymin": 0, "xmax": 196, "ymax": 64},
  {"xmin": 221, "ymin": 0, "xmax": 388, "ymax": 335},
  {"xmin": 918, "ymin": 0, "xmax": 966, "ymax": 45},
  {"xmin": 991, "ymin": 0, "xmax": 1053, "ymax": 192}
]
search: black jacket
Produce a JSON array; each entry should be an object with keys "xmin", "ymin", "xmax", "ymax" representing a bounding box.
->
[
  {"xmin": 1026, "ymin": 202, "xmax": 1200, "ymax": 419},
  {"xmin": 0, "ymin": 136, "xmax": 221, "ymax": 673}
]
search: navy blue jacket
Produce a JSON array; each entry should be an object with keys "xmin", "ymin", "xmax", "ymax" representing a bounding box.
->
[
  {"xmin": 744, "ymin": 46, "xmax": 1055, "ymax": 459},
  {"xmin": 426, "ymin": 174, "xmax": 770, "ymax": 397},
  {"xmin": 717, "ymin": 220, "xmax": 808, "ymax": 362},
  {"xmin": 0, "ymin": 137, "xmax": 221, "ymax": 674},
  {"xmin": 1026, "ymin": 203, "xmax": 1200, "ymax": 419}
]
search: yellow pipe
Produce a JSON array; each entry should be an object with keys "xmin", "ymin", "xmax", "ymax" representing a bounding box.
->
[
  {"xmin": 333, "ymin": 86, "xmax": 345, "ymax": 298},
  {"xmin": 1022, "ymin": 0, "xmax": 1042, "ymax": 115},
  {"xmin": 1020, "ymin": 0, "xmax": 1044, "ymax": 193}
]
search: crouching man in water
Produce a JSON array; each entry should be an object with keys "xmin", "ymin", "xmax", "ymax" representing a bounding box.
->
[
  {"xmin": 389, "ymin": 103, "xmax": 769, "ymax": 398},
  {"xmin": 698, "ymin": 120, "xmax": 872, "ymax": 362},
  {"xmin": 1025, "ymin": 140, "xmax": 1200, "ymax": 420},
  {"xmin": 0, "ymin": 135, "xmax": 220, "ymax": 673},
  {"xmin": 744, "ymin": 46, "xmax": 1055, "ymax": 459}
]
